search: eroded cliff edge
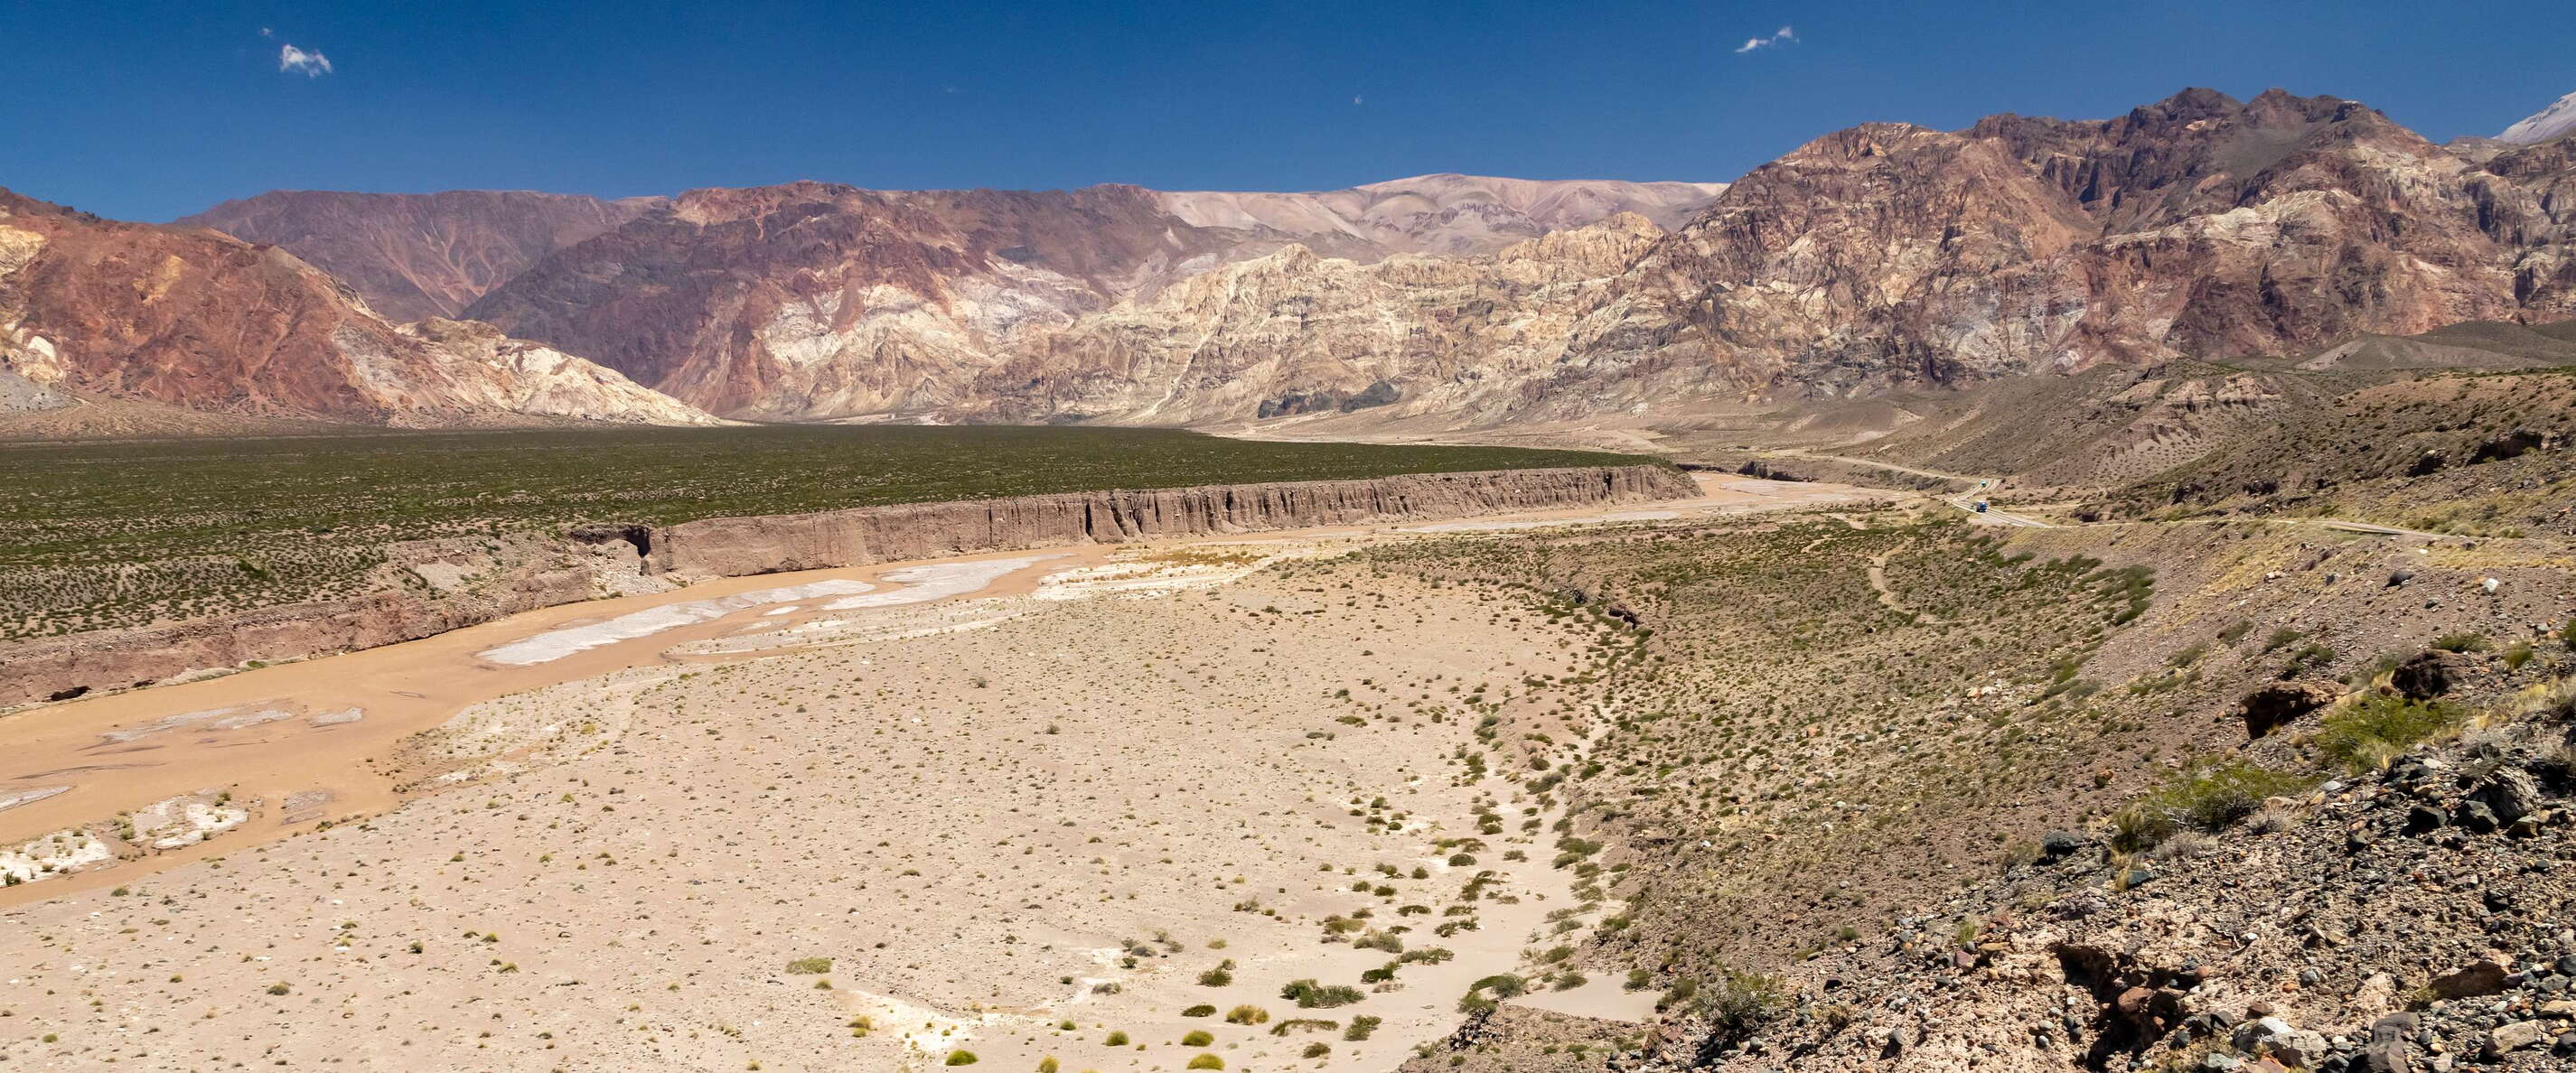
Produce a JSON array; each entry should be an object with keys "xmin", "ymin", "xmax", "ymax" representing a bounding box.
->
[{"xmin": 0, "ymin": 464, "xmax": 1691, "ymax": 708}]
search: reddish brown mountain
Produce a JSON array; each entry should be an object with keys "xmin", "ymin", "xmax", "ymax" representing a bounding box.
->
[
  {"xmin": 0, "ymin": 189, "xmax": 712, "ymax": 427},
  {"xmin": 177, "ymin": 190, "xmax": 656, "ymax": 322},
  {"xmin": 1513, "ymin": 89, "xmax": 2567, "ymax": 413},
  {"xmin": 461, "ymin": 182, "xmax": 1274, "ymax": 417}
]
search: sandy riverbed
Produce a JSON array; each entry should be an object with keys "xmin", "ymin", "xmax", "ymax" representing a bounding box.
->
[{"xmin": 0, "ymin": 475, "xmax": 1873, "ymax": 1070}]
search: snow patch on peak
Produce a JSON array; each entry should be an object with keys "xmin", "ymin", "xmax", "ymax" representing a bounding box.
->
[{"xmin": 2498, "ymin": 89, "xmax": 2576, "ymax": 145}]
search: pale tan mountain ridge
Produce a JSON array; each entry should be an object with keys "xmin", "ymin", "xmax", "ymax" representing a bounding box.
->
[
  {"xmin": 1152, "ymin": 173, "xmax": 1729, "ymax": 255},
  {"xmin": 961, "ymin": 212, "xmax": 1674, "ymax": 425}
]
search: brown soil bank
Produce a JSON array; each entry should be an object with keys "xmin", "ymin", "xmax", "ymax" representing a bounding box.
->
[
  {"xmin": 648, "ymin": 463, "xmax": 1692, "ymax": 575},
  {"xmin": 0, "ymin": 464, "xmax": 1689, "ymax": 708}
]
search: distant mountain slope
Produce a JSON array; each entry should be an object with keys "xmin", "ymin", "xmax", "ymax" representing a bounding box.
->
[
  {"xmin": 2498, "ymin": 88, "xmax": 2576, "ymax": 145},
  {"xmin": 176, "ymin": 190, "xmax": 658, "ymax": 322},
  {"xmin": 182, "ymin": 175, "xmax": 1724, "ymax": 339},
  {"xmin": 99, "ymin": 88, "xmax": 2576, "ymax": 434},
  {"xmin": 462, "ymin": 182, "xmax": 1271, "ymax": 418},
  {"xmin": 0, "ymin": 189, "xmax": 715, "ymax": 428},
  {"xmin": 455, "ymin": 89, "xmax": 2573, "ymax": 425}
]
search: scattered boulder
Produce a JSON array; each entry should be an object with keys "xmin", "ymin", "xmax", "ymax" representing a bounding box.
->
[
  {"xmin": 2233, "ymin": 1016, "xmax": 2328, "ymax": 1068},
  {"xmin": 2430, "ymin": 955, "xmax": 2514, "ymax": 1000},
  {"xmin": 2454, "ymin": 799, "xmax": 2500, "ymax": 835},
  {"xmin": 2038, "ymin": 830, "xmax": 2093, "ymax": 863},
  {"xmin": 2484, "ymin": 1020, "xmax": 2548, "ymax": 1059},
  {"xmin": 2364, "ymin": 1012, "xmax": 2419, "ymax": 1073},
  {"xmin": 2114, "ymin": 985, "xmax": 2187, "ymax": 1040},
  {"xmin": 2468, "ymin": 767, "xmax": 2543, "ymax": 825},
  {"xmin": 2390, "ymin": 650, "xmax": 2473, "ymax": 701},
  {"xmin": 2242, "ymin": 681, "xmax": 2340, "ymax": 739}
]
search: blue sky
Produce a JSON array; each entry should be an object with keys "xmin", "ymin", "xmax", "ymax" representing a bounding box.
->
[{"xmin": 6, "ymin": 0, "xmax": 2572, "ymax": 221}]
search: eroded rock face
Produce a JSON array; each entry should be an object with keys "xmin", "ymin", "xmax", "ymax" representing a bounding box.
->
[
  {"xmin": 648, "ymin": 464, "xmax": 1696, "ymax": 576},
  {"xmin": 2242, "ymin": 681, "xmax": 2340, "ymax": 739},
  {"xmin": 0, "ymin": 189, "xmax": 714, "ymax": 427}
]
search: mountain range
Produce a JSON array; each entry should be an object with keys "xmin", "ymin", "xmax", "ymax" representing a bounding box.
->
[{"xmin": 5, "ymin": 87, "xmax": 2573, "ymax": 434}]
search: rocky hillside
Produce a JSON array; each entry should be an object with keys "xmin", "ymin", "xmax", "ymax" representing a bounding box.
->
[
  {"xmin": 0, "ymin": 189, "xmax": 714, "ymax": 429},
  {"xmin": 175, "ymin": 189, "xmax": 657, "ymax": 322},
  {"xmin": 1338, "ymin": 487, "xmax": 2576, "ymax": 1073}
]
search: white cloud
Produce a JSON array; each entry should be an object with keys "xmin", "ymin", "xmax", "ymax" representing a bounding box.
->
[
  {"xmin": 277, "ymin": 43, "xmax": 333, "ymax": 77},
  {"xmin": 1734, "ymin": 25, "xmax": 1796, "ymax": 54},
  {"xmin": 1353, "ymin": 94, "xmax": 1364, "ymax": 106}
]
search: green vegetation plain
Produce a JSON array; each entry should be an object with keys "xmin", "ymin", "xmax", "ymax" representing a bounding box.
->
[{"xmin": 0, "ymin": 425, "xmax": 1655, "ymax": 639}]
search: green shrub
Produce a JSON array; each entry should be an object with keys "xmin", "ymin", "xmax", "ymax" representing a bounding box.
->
[
  {"xmin": 1181, "ymin": 1004, "xmax": 1216, "ymax": 1018},
  {"xmin": 1186, "ymin": 1057, "xmax": 1225, "ymax": 1070},
  {"xmin": 2110, "ymin": 760, "xmax": 2315, "ymax": 852},
  {"xmin": 1102, "ymin": 1031, "xmax": 1129, "ymax": 1046},
  {"xmin": 1705, "ymin": 967, "xmax": 1787, "ymax": 1037},
  {"xmin": 1269, "ymin": 1018, "xmax": 1338, "ymax": 1036},
  {"xmin": 943, "ymin": 1052, "xmax": 978, "ymax": 1067},
  {"xmin": 784, "ymin": 957, "xmax": 832, "ymax": 975},
  {"xmin": 1223, "ymin": 1005, "xmax": 1269, "ymax": 1025},
  {"xmin": 2278, "ymin": 642, "xmax": 2337, "ymax": 678},
  {"xmin": 1343, "ymin": 1015, "xmax": 1382, "ymax": 1040},
  {"xmin": 1181, "ymin": 1031, "xmax": 1213, "ymax": 1047},
  {"xmin": 2431, "ymin": 631, "xmax": 2489, "ymax": 653},
  {"xmin": 1281, "ymin": 979, "xmax": 1364, "ymax": 1008},
  {"xmin": 2316, "ymin": 695, "xmax": 2465, "ymax": 772}
]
